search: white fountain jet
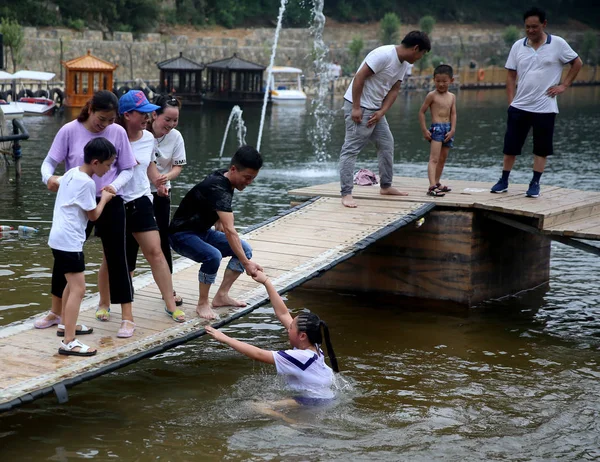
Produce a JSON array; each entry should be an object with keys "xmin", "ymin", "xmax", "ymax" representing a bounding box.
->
[
  {"xmin": 256, "ymin": 0, "xmax": 288, "ymax": 152},
  {"xmin": 308, "ymin": 0, "xmax": 336, "ymax": 162},
  {"xmin": 219, "ymin": 105, "xmax": 248, "ymax": 159}
]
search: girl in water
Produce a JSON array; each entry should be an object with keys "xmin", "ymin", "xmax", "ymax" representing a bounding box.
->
[{"xmin": 206, "ymin": 271, "xmax": 339, "ymax": 412}]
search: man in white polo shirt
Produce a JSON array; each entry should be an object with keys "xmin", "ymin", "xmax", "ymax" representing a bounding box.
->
[
  {"xmin": 490, "ymin": 7, "xmax": 582, "ymax": 198},
  {"xmin": 339, "ymin": 31, "xmax": 431, "ymax": 208}
]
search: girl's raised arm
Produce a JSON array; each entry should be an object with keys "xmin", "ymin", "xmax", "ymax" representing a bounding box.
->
[{"xmin": 252, "ymin": 271, "xmax": 293, "ymax": 329}]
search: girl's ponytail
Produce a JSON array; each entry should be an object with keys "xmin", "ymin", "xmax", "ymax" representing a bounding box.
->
[{"xmin": 320, "ymin": 320, "xmax": 339, "ymax": 373}]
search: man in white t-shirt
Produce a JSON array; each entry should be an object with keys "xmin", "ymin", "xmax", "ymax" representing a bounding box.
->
[
  {"xmin": 490, "ymin": 7, "xmax": 582, "ymax": 198},
  {"xmin": 339, "ymin": 31, "xmax": 431, "ymax": 208}
]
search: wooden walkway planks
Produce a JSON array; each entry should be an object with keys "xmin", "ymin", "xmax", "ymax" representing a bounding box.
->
[
  {"xmin": 289, "ymin": 178, "xmax": 600, "ymax": 241},
  {"xmin": 0, "ymin": 196, "xmax": 431, "ymax": 412}
]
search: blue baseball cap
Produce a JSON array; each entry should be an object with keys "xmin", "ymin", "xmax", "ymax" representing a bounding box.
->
[{"xmin": 118, "ymin": 90, "xmax": 160, "ymax": 114}]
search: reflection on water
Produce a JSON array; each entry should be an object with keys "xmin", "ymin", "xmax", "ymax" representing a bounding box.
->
[{"xmin": 0, "ymin": 88, "xmax": 599, "ymax": 459}]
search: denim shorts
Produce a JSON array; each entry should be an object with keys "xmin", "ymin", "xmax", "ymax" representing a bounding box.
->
[{"xmin": 430, "ymin": 122, "xmax": 454, "ymax": 148}]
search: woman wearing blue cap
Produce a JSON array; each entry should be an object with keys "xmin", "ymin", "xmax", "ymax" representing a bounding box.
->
[{"xmin": 117, "ymin": 90, "xmax": 185, "ymax": 333}]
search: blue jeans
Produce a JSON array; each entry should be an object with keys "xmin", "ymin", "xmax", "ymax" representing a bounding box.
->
[{"xmin": 169, "ymin": 229, "xmax": 252, "ymax": 284}]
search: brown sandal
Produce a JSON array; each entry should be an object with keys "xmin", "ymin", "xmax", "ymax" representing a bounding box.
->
[
  {"xmin": 427, "ymin": 186, "xmax": 445, "ymax": 197},
  {"xmin": 436, "ymin": 183, "xmax": 452, "ymax": 193}
]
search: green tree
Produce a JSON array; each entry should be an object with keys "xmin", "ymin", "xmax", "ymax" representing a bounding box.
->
[
  {"xmin": 419, "ymin": 15, "xmax": 436, "ymax": 36},
  {"xmin": 119, "ymin": 0, "xmax": 160, "ymax": 32},
  {"xmin": 503, "ymin": 25, "xmax": 520, "ymax": 49},
  {"xmin": 284, "ymin": 0, "xmax": 312, "ymax": 27},
  {"xmin": 431, "ymin": 55, "xmax": 445, "ymax": 68},
  {"xmin": 348, "ymin": 36, "xmax": 364, "ymax": 71},
  {"xmin": 418, "ymin": 15, "xmax": 436, "ymax": 73},
  {"xmin": 379, "ymin": 12, "xmax": 400, "ymax": 45},
  {"xmin": 581, "ymin": 30, "xmax": 598, "ymax": 65},
  {"xmin": 0, "ymin": 18, "xmax": 25, "ymax": 72}
]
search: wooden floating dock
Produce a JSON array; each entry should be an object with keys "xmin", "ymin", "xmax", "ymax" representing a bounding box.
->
[
  {"xmin": 289, "ymin": 177, "xmax": 600, "ymax": 305},
  {"xmin": 290, "ymin": 177, "xmax": 600, "ymax": 239},
  {"xmin": 0, "ymin": 197, "xmax": 431, "ymax": 413},
  {"xmin": 3, "ymin": 176, "xmax": 600, "ymax": 412}
]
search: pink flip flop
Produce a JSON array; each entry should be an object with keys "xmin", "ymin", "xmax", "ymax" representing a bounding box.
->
[
  {"xmin": 117, "ymin": 320, "xmax": 136, "ymax": 338},
  {"xmin": 34, "ymin": 312, "xmax": 62, "ymax": 329}
]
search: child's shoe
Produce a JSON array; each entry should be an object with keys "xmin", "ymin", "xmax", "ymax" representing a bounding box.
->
[
  {"xmin": 34, "ymin": 312, "xmax": 61, "ymax": 329},
  {"xmin": 117, "ymin": 320, "xmax": 136, "ymax": 338}
]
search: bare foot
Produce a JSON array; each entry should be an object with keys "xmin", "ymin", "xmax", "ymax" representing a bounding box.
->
[
  {"xmin": 196, "ymin": 302, "xmax": 218, "ymax": 320},
  {"xmin": 212, "ymin": 294, "xmax": 247, "ymax": 308},
  {"xmin": 341, "ymin": 195, "xmax": 358, "ymax": 208},
  {"xmin": 380, "ymin": 186, "xmax": 409, "ymax": 196}
]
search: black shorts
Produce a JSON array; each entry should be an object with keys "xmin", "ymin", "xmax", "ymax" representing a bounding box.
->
[
  {"xmin": 503, "ymin": 106, "xmax": 556, "ymax": 157},
  {"xmin": 125, "ymin": 196, "xmax": 159, "ymax": 271},
  {"xmin": 51, "ymin": 249, "xmax": 85, "ymax": 297},
  {"xmin": 125, "ymin": 196, "xmax": 159, "ymax": 234}
]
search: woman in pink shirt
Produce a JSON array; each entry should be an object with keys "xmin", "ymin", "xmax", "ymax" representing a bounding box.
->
[{"xmin": 37, "ymin": 90, "xmax": 138, "ymax": 338}]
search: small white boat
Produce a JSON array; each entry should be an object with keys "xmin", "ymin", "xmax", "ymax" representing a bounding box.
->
[
  {"xmin": 268, "ymin": 66, "xmax": 307, "ymax": 102},
  {"xmin": 15, "ymin": 97, "xmax": 56, "ymax": 115},
  {"xmin": 0, "ymin": 101, "xmax": 24, "ymax": 117},
  {"xmin": 0, "ymin": 70, "xmax": 57, "ymax": 116},
  {"xmin": 0, "ymin": 71, "xmax": 21, "ymax": 117}
]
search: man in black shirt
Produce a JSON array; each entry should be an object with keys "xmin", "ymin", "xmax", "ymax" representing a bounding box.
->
[{"xmin": 169, "ymin": 146, "xmax": 264, "ymax": 320}]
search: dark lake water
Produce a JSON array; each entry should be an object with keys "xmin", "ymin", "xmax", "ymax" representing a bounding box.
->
[{"xmin": 1, "ymin": 88, "xmax": 599, "ymax": 460}]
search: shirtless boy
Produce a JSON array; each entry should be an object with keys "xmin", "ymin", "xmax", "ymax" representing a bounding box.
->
[{"xmin": 418, "ymin": 64, "xmax": 457, "ymax": 197}]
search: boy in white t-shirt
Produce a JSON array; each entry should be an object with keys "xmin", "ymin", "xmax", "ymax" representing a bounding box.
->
[
  {"xmin": 43, "ymin": 138, "xmax": 116, "ymax": 356},
  {"xmin": 339, "ymin": 31, "xmax": 431, "ymax": 208}
]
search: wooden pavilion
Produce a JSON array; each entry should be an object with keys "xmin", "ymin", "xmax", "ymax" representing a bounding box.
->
[
  {"xmin": 203, "ymin": 53, "xmax": 266, "ymax": 105},
  {"xmin": 61, "ymin": 51, "xmax": 117, "ymax": 108},
  {"xmin": 156, "ymin": 52, "xmax": 204, "ymax": 104}
]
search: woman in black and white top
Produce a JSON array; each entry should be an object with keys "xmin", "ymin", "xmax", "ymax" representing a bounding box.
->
[{"xmin": 149, "ymin": 95, "xmax": 187, "ymax": 307}]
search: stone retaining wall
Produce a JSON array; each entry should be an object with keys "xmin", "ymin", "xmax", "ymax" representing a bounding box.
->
[{"xmin": 6, "ymin": 26, "xmax": 593, "ymax": 86}]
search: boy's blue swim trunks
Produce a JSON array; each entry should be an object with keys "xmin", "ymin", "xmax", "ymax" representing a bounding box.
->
[{"xmin": 429, "ymin": 122, "xmax": 454, "ymax": 148}]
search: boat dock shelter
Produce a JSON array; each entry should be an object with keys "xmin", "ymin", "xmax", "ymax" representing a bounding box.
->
[{"xmin": 2, "ymin": 177, "xmax": 600, "ymax": 413}]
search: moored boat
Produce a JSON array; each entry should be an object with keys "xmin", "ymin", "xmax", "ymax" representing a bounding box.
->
[
  {"xmin": 0, "ymin": 70, "xmax": 57, "ymax": 116},
  {"xmin": 15, "ymin": 96, "xmax": 56, "ymax": 115},
  {"xmin": 268, "ymin": 66, "xmax": 307, "ymax": 102}
]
